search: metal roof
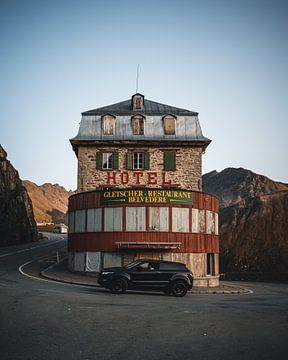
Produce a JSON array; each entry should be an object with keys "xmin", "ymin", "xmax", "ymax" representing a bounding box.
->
[
  {"xmin": 82, "ymin": 97, "xmax": 198, "ymax": 116},
  {"xmin": 71, "ymin": 95, "xmax": 211, "ymax": 149}
]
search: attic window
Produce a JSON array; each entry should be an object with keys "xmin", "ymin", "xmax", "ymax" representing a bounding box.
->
[
  {"xmin": 102, "ymin": 114, "xmax": 115, "ymax": 135},
  {"xmin": 132, "ymin": 94, "xmax": 144, "ymax": 110},
  {"xmin": 163, "ymin": 115, "xmax": 176, "ymax": 135},
  {"xmin": 131, "ymin": 115, "xmax": 145, "ymax": 135}
]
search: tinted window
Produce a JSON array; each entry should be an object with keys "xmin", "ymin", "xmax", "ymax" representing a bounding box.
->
[{"xmin": 138, "ymin": 262, "xmax": 160, "ymax": 270}]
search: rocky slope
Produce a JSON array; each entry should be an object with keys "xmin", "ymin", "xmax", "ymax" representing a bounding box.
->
[
  {"xmin": 203, "ymin": 168, "xmax": 288, "ymax": 273},
  {"xmin": 203, "ymin": 167, "xmax": 287, "ymax": 208},
  {"xmin": 22, "ymin": 180, "xmax": 74, "ymax": 225},
  {"xmin": 0, "ymin": 145, "xmax": 38, "ymax": 247}
]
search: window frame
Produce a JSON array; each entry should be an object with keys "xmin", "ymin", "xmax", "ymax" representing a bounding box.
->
[
  {"xmin": 163, "ymin": 114, "xmax": 176, "ymax": 135},
  {"xmin": 102, "ymin": 114, "xmax": 116, "ymax": 135},
  {"xmin": 102, "ymin": 152, "xmax": 113, "ymax": 170},
  {"xmin": 207, "ymin": 253, "xmax": 215, "ymax": 276},
  {"xmin": 131, "ymin": 115, "xmax": 145, "ymax": 135},
  {"xmin": 126, "ymin": 151, "xmax": 150, "ymax": 170},
  {"xmin": 96, "ymin": 151, "xmax": 119, "ymax": 171},
  {"xmin": 133, "ymin": 152, "xmax": 144, "ymax": 170}
]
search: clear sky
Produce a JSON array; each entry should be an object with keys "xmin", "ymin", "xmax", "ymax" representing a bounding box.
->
[{"xmin": 1, "ymin": 0, "xmax": 287, "ymax": 190}]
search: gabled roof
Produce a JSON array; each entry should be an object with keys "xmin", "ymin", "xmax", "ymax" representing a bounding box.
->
[{"xmin": 82, "ymin": 97, "xmax": 198, "ymax": 116}]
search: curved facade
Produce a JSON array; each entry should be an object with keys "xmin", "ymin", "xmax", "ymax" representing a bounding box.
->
[
  {"xmin": 68, "ymin": 94, "xmax": 219, "ymax": 287},
  {"xmin": 68, "ymin": 189, "xmax": 219, "ymax": 287}
]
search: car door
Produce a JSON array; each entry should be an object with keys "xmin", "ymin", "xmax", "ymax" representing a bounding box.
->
[{"xmin": 130, "ymin": 261, "xmax": 162, "ymax": 289}]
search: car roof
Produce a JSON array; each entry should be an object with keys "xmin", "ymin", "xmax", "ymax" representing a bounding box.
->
[{"xmin": 137, "ymin": 259, "xmax": 185, "ymax": 265}]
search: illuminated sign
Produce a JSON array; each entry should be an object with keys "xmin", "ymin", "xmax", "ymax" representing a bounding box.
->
[{"xmin": 100, "ymin": 189, "xmax": 194, "ymax": 205}]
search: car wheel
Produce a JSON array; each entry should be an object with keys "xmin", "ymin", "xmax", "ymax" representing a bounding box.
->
[
  {"xmin": 171, "ymin": 281, "xmax": 188, "ymax": 297},
  {"xmin": 110, "ymin": 278, "xmax": 128, "ymax": 294}
]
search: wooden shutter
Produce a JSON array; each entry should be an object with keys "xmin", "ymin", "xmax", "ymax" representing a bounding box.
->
[
  {"xmin": 113, "ymin": 152, "xmax": 119, "ymax": 169},
  {"xmin": 96, "ymin": 152, "xmax": 102, "ymax": 170},
  {"xmin": 164, "ymin": 116, "xmax": 176, "ymax": 135},
  {"xmin": 126, "ymin": 152, "xmax": 133, "ymax": 170},
  {"xmin": 144, "ymin": 151, "xmax": 150, "ymax": 170},
  {"xmin": 103, "ymin": 115, "xmax": 115, "ymax": 135},
  {"xmin": 164, "ymin": 151, "xmax": 176, "ymax": 170}
]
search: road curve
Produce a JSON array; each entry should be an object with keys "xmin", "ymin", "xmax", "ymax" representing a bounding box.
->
[{"xmin": 0, "ymin": 235, "xmax": 288, "ymax": 360}]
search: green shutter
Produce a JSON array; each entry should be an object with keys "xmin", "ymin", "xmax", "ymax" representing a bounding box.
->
[
  {"xmin": 126, "ymin": 151, "xmax": 133, "ymax": 170},
  {"xmin": 164, "ymin": 151, "xmax": 176, "ymax": 170},
  {"xmin": 144, "ymin": 151, "xmax": 150, "ymax": 170},
  {"xmin": 113, "ymin": 152, "xmax": 119, "ymax": 169},
  {"xmin": 96, "ymin": 152, "xmax": 102, "ymax": 170}
]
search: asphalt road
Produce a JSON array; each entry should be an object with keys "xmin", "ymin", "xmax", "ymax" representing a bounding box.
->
[{"xmin": 0, "ymin": 235, "xmax": 287, "ymax": 360}]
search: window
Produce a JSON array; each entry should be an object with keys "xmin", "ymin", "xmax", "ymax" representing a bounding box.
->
[
  {"xmin": 164, "ymin": 150, "xmax": 176, "ymax": 170},
  {"xmin": 102, "ymin": 114, "xmax": 115, "ymax": 135},
  {"xmin": 163, "ymin": 115, "xmax": 176, "ymax": 135},
  {"xmin": 126, "ymin": 207, "xmax": 146, "ymax": 231},
  {"xmin": 132, "ymin": 94, "xmax": 144, "ymax": 110},
  {"xmin": 131, "ymin": 115, "xmax": 144, "ymax": 135},
  {"xmin": 96, "ymin": 152, "xmax": 119, "ymax": 170},
  {"xmin": 207, "ymin": 253, "xmax": 215, "ymax": 276},
  {"xmin": 138, "ymin": 261, "xmax": 160, "ymax": 270},
  {"xmin": 126, "ymin": 151, "xmax": 150, "ymax": 170},
  {"xmin": 133, "ymin": 152, "xmax": 143, "ymax": 169},
  {"xmin": 102, "ymin": 152, "xmax": 113, "ymax": 169}
]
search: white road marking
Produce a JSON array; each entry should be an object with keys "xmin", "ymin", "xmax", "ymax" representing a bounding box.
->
[{"xmin": 18, "ymin": 261, "xmax": 92, "ymax": 289}]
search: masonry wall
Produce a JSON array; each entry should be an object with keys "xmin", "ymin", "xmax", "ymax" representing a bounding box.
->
[{"xmin": 77, "ymin": 146, "xmax": 202, "ymax": 192}]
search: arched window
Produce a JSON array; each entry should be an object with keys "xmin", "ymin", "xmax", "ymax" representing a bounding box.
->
[
  {"xmin": 102, "ymin": 114, "xmax": 116, "ymax": 135},
  {"xmin": 163, "ymin": 115, "xmax": 176, "ymax": 135},
  {"xmin": 131, "ymin": 115, "xmax": 145, "ymax": 135}
]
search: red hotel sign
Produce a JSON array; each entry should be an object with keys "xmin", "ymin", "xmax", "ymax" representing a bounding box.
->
[{"xmin": 106, "ymin": 171, "xmax": 173, "ymax": 186}]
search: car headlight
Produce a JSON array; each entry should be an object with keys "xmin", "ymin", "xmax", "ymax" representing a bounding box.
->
[{"xmin": 101, "ymin": 271, "xmax": 114, "ymax": 275}]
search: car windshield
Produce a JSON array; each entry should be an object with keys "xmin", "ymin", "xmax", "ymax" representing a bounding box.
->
[{"xmin": 124, "ymin": 261, "xmax": 142, "ymax": 270}]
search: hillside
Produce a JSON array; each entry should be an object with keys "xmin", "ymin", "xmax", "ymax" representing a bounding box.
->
[
  {"xmin": 203, "ymin": 168, "xmax": 288, "ymax": 273},
  {"xmin": 203, "ymin": 167, "xmax": 288, "ymax": 208},
  {"xmin": 22, "ymin": 180, "xmax": 74, "ymax": 225},
  {"xmin": 0, "ymin": 145, "xmax": 38, "ymax": 246}
]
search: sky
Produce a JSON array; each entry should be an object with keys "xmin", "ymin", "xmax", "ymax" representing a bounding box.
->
[{"xmin": 0, "ymin": 0, "xmax": 287, "ymax": 190}]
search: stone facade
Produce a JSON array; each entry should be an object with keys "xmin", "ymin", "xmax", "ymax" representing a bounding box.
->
[
  {"xmin": 69, "ymin": 94, "xmax": 219, "ymax": 287},
  {"xmin": 77, "ymin": 146, "xmax": 202, "ymax": 192}
]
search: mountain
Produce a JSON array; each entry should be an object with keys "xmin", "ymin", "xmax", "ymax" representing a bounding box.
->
[
  {"xmin": 22, "ymin": 180, "xmax": 74, "ymax": 225},
  {"xmin": 203, "ymin": 168, "xmax": 288, "ymax": 273},
  {"xmin": 0, "ymin": 145, "xmax": 38, "ymax": 247},
  {"xmin": 203, "ymin": 168, "xmax": 287, "ymax": 208}
]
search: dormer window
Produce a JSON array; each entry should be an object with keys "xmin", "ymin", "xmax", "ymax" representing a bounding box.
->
[
  {"xmin": 102, "ymin": 114, "xmax": 116, "ymax": 135},
  {"xmin": 163, "ymin": 115, "xmax": 176, "ymax": 135},
  {"xmin": 131, "ymin": 115, "xmax": 145, "ymax": 135},
  {"xmin": 131, "ymin": 93, "xmax": 144, "ymax": 110}
]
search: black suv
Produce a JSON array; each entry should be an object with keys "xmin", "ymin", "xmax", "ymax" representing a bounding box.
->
[{"xmin": 98, "ymin": 259, "xmax": 193, "ymax": 297}]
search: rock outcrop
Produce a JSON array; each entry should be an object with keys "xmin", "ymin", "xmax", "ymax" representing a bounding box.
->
[
  {"xmin": 22, "ymin": 180, "xmax": 74, "ymax": 225},
  {"xmin": 0, "ymin": 145, "xmax": 38, "ymax": 247},
  {"xmin": 203, "ymin": 168, "xmax": 288, "ymax": 273},
  {"xmin": 203, "ymin": 168, "xmax": 287, "ymax": 208}
]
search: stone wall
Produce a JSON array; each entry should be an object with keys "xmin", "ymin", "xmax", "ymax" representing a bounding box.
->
[
  {"xmin": 0, "ymin": 145, "xmax": 38, "ymax": 247},
  {"xmin": 77, "ymin": 146, "xmax": 202, "ymax": 192}
]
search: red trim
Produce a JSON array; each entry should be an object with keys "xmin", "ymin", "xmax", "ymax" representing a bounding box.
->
[
  {"xmin": 168, "ymin": 207, "xmax": 172, "ymax": 232},
  {"xmin": 68, "ymin": 232, "xmax": 219, "ymax": 253},
  {"xmin": 189, "ymin": 207, "xmax": 192, "ymax": 233}
]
